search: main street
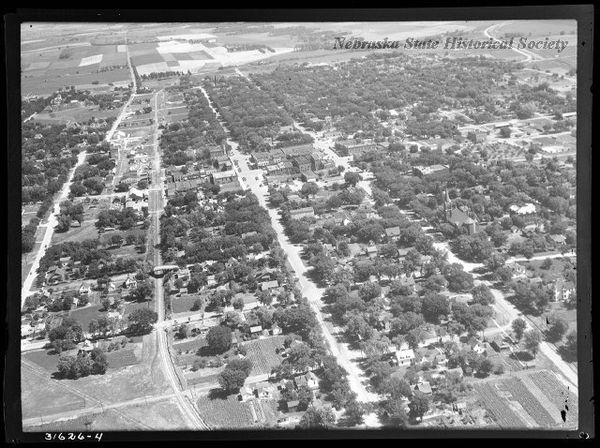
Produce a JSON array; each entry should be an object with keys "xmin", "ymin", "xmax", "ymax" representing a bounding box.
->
[
  {"xmin": 198, "ymin": 85, "xmax": 382, "ymax": 423},
  {"xmin": 147, "ymin": 89, "xmax": 209, "ymax": 430}
]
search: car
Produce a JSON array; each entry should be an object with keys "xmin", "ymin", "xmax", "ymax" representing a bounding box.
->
[
  {"xmin": 255, "ymin": 176, "xmax": 259, "ymax": 181},
  {"xmin": 242, "ymin": 177, "xmax": 246, "ymax": 181}
]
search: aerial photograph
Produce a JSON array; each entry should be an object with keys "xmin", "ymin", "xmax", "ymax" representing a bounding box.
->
[{"xmin": 20, "ymin": 20, "xmax": 578, "ymax": 432}]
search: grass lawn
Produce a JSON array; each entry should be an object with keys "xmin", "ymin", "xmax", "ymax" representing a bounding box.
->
[
  {"xmin": 51, "ymin": 219, "xmax": 99, "ymax": 246},
  {"xmin": 173, "ymin": 336, "xmax": 207, "ymax": 354},
  {"xmin": 105, "ymin": 348, "xmax": 139, "ymax": 370},
  {"xmin": 243, "ymin": 336, "xmax": 285, "ymax": 377},
  {"xmin": 69, "ymin": 305, "xmax": 105, "ymax": 332},
  {"xmin": 523, "ymin": 257, "xmax": 575, "ymax": 283},
  {"xmin": 23, "ymin": 349, "xmax": 61, "ymax": 373},
  {"xmin": 171, "ymin": 294, "xmax": 203, "ymax": 314}
]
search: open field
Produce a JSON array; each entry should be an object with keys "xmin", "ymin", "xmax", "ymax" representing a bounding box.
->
[
  {"xmin": 51, "ymin": 220, "xmax": 100, "ymax": 246},
  {"xmin": 243, "ymin": 336, "xmax": 285, "ymax": 376},
  {"xmin": 33, "ymin": 105, "xmax": 120, "ymax": 124},
  {"xmin": 23, "ymin": 408, "xmax": 144, "ymax": 432},
  {"xmin": 21, "ymin": 362, "xmax": 86, "ymax": 420},
  {"xmin": 105, "ymin": 347, "xmax": 140, "ymax": 370},
  {"xmin": 22, "ymin": 68, "xmax": 130, "ymax": 97}
]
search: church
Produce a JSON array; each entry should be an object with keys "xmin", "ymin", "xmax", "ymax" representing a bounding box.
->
[{"xmin": 443, "ymin": 189, "xmax": 480, "ymax": 235}]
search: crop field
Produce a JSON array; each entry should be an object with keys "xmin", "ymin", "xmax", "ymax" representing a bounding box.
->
[
  {"xmin": 474, "ymin": 370, "xmax": 575, "ymax": 429},
  {"xmin": 474, "ymin": 382, "xmax": 526, "ymax": 428},
  {"xmin": 22, "ymin": 68, "xmax": 131, "ymax": 97},
  {"xmin": 243, "ymin": 336, "xmax": 285, "ymax": 376},
  {"xmin": 196, "ymin": 395, "xmax": 257, "ymax": 428},
  {"xmin": 498, "ymin": 377, "xmax": 555, "ymax": 427},
  {"xmin": 527, "ymin": 370, "xmax": 578, "ymax": 428}
]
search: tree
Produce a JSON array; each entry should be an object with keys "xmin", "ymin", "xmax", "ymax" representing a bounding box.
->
[
  {"xmin": 421, "ymin": 293, "xmax": 450, "ymax": 324},
  {"xmin": 546, "ymin": 315, "xmax": 569, "ymax": 343},
  {"xmin": 358, "ymin": 282, "xmax": 381, "ymax": 302},
  {"xmin": 477, "ymin": 357, "xmax": 493, "ymax": 377},
  {"xmin": 512, "ymin": 318, "xmax": 527, "ymax": 341},
  {"xmin": 206, "ymin": 325, "xmax": 232, "ymax": 354},
  {"xmin": 301, "ymin": 182, "xmax": 319, "ymax": 198},
  {"xmin": 471, "ymin": 284, "xmax": 495, "ymax": 305},
  {"xmin": 129, "ymin": 282, "xmax": 152, "ymax": 302},
  {"xmin": 381, "ymin": 397, "xmax": 409, "ymax": 427},
  {"xmin": 523, "ymin": 330, "xmax": 542, "ymax": 356},
  {"xmin": 219, "ymin": 364, "xmax": 250, "ymax": 394},
  {"xmin": 90, "ymin": 347, "xmax": 108, "ymax": 374},
  {"xmin": 499, "ymin": 127, "xmax": 512, "ymax": 138},
  {"xmin": 408, "ymin": 391, "xmax": 430, "ymax": 422},
  {"xmin": 126, "ymin": 308, "xmax": 158, "ymax": 335},
  {"xmin": 344, "ymin": 171, "xmax": 361, "ymax": 187},
  {"xmin": 297, "ymin": 406, "xmax": 336, "ymax": 429},
  {"xmin": 344, "ymin": 400, "xmax": 364, "ymax": 426},
  {"xmin": 559, "ymin": 331, "xmax": 577, "ymax": 362},
  {"xmin": 443, "ymin": 263, "xmax": 474, "ymax": 293}
]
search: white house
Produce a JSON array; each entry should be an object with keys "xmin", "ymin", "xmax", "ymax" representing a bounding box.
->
[{"xmin": 395, "ymin": 347, "xmax": 416, "ymax": 366}]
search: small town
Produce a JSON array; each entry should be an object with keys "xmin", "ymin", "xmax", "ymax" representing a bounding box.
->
[{"xmin": 19, "ymin": 19, "xmax": 580, "ymax": 432}]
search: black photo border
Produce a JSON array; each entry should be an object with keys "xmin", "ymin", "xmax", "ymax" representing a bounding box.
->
[{"xmin": 4, "ymin": 5, "xmax": 595, "ymax": 443}]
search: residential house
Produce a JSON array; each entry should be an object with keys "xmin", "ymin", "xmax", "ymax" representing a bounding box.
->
[
  {"xmin": 385, "ymin": 226, "xmax": 401, "ymax": 239},
  {"xmin": 260, "ymin": 280, "xmax": 279, "ymax": 292},
  {"xmin": 286, "ymin": 400, "xmax": 300, "ymax": 412},
  {"xmin": 294, "ymin": 371, "xmax": 319, "ymax": 390},
  {"xmin": 395, "ymin": 347, "xmax": 416, "ymax": 367},
  {"xmin": 490, "ymin": 336, "xmax": 510, "ymax": 352},
  {"xmin": 289, "ymin": 207, "xmax": 315, "ymax": 220},
  {"xmin": 415, "ymin": 381, "xmax": 433, "ymax": 395}
]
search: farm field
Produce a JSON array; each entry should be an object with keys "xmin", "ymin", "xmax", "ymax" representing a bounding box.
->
[
  {"xmin": 473, "ymin": 369, "xmax": 577, "ymax": 429},
  {"xmin": 243, "ymin": 336, "xmax": 285, "ymax": 376},
  {"xmin": 33, "ymin": 105, "xmax": 120, "ymax": 124},
  {"xmin": 196, "ymin": 395, "xmax": 273, "ymax": 429}
]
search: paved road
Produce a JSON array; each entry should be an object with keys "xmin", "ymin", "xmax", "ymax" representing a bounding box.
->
[
  {"xmin": 199, "ymin": 85, "xmax": 382, "ymax": 414},
  {"xmin": 484, "ymin": 22, "xmax": 542, "ymax": 63}
]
